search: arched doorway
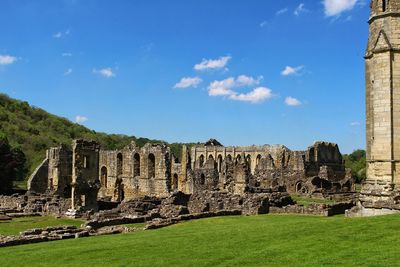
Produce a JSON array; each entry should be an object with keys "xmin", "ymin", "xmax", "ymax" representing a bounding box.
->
[
  {"xmin": 246, "ymin": 155, "xmax": 252, "ymax": 170},
  {"xmin": 256, "ymin": 154, "xmax": 262, "ymax": 168},
  {"xmin": 199, "ymin": 154, "xmax": 205, "ymax": 167},
  {"xmin": 117, "ymin": 153, "xmax": 123, "ymax": 177},
  {"xmin": 200, "ymin": 173, "xmax": 206, "ymax": 185},
  {"xmin": 236, "ymin": 154, "xmax": 241, "ymax": 164},
  {"xmin": 101, "ymin": 166, "xmax": 108, "ymax": 188},
  {"xmin": 217, "ymin": 155, "xmax": 223, "ymax": 172},
  {"xmin": 148, "ymin": 153, "xmax": 155, "ymax": 178},
  {"xmin": 133, "ymin": 153, "xmax": 140, "ymax": 177},
  {"xmin": 172, "ymin": 173, "xmax": 178, "ymax": 191}
]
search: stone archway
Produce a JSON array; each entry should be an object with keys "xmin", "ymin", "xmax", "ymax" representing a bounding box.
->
[
  {"xmin": 148, "ymin": 153, "xmax": 155, "ymax": 178},
  {"xmin": 101, "ymin": 166, "xmax": 108, "ymax": 188},
  {"xmin": 133, "ymin": 153, "xmax": 140, "ymax": 177},
  {"xmin": 172, "ymin": 173, "xmax": 178, "ymax": 191}
]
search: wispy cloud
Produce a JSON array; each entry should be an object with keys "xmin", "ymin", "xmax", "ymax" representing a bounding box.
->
[
  {"xmin": 260, "ymin": 21, "xmax": 269, "ymax": 28},
  {"xmin": 75, "ymin": 115, "xmax": 88, "ymax": 124},
  {"xmin": 0, "ymin": 55, "xmax": 17, "ymax": 65},
  {"xmin": 285, "ymin": 96, "xmax": 302, "ymax": 106},
  {"xmin": 174, "ymin": 77, "xmax": 202, "ymax": 89},
  {"xmin": 194, "ymin": 56, "xmax": 231, "ymax": 71},
  {"xmin": 62, "ymin": 52, "xmax": 72, "ymax": 57},
  {"xmin": 294, "ymin": 3, "xmax": 308, "ymax": 16},
  {"xmin": 276, "ymin": 8, "xmax": 288, "ymax": 15},
  {"xmin": 229, "ymin": 87, "xmax": 273, "ymax": 104},
  {"xmin": 93, "ymin": 67, "xmax": 115, "ymax": 78},
  {"xmin": 281, "ymin": 65, "xmax": 305, "ymax": 76},
  {"xmin": 236, "ymin": 75, "xmax": 263, "ymax": 86},
  {"xmin": 53, "ymin": 29, "xmax": 71, "ymax": 39},
  {"xmin": 324, "ymin": 0, "xmax": 358, "ymax": 17},
  {"xmin": 351, "ymin": 121, "xmax": 361, "ymax": 126},
  {"xmin": 208, "ymin": 75, "xmax": 272, "ymax": 104},
  {"xmin": 64, "ymin": 68, "xmax": 72, "ymax": 76}
]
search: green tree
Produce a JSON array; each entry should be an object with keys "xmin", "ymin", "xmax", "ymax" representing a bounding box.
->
[
  {"xmin": 0, "ymin": 137, "xmax": 27, "ymax": 194},
  {"xmin": 343, "ymin": 149, "xmax": 366, "ymax": 183}
]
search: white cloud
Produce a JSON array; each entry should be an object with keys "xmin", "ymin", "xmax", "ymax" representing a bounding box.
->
[
  {"xmin": 229, "ymin": 87, "xmax": 273, "ymax": 104},
  {"xmin": 53, "ymin": 29, "xmax": 71, "ymax": 39},
  {"xmin": 281, "ymin": 65, "xmax": 304, "ymax": 76},
  {"xmin": 53, "ymin": 32, "xmax": 62, "ymax": 38},
  {"xmin": 260, "ymin": 21, "xmax": 268, "ymax": 28},
  {"xmin": 62, "ymin": 52, "xmax": 72, "ymax": 57},
  {"xmin": 285, "ymin": 96, "xmax": 302, "ymax": 106},
  {"xmin": 236, "ymin": 75, "xmax": 263, "ymax": 87},
  {"xmin": 324, "ymin": 0, "xmax": 358, "ymax": 17},
  {"xmin": 75, "ymin": 115, "xmax": 88, "ymax": 124},
  {"xmin": 0, "ymin": 55, "xmax": 17, "ymax": 65},
  {"xmin": 64, "ymin": 68, "xmax": 72, "ymax": 76},
  {"xmin": 276, "ymin": 8, "xmax": 288, "ymax": 15},
  {"xmin": 194, "ymin": 56, "xmax": 231, "ymax": 71},
  {"xmin": 208, "ymin": 75, "xmax": 263, "ymax": 96},
  {"xmin": 294, "ymin": 3, "xmax": 308, "ymax": 16},
  {"xmin": 351, "ymin": 121, "xmax": 361, "ymax": 126},
  {"xmin": 93, "ymin": 68, "xmax": 115, "ymax": 78},
  {"xmin": 208, "ymin": 76, "xmax": 272, "ymax": 104},
  {"xmin": 208, "ymin": 77, "xmax": 236, "ymax": 96},
  {"xmin": 174, "ymin": 77, "xmax": 202, "ymax": 89}
]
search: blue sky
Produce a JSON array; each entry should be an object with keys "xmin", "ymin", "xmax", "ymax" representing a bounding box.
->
[{"xmin": 0, "ymin": 0, "xmax": 368, "ymax": 153}]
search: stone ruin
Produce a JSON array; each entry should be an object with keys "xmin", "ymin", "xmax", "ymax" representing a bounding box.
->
[
  {"xmin": 25, "ymin": 138, "xmax": 354, "ymax": 216},
  {"xmin": 0, "ymin": 138, "xmax": 356, "ymax": 247}
]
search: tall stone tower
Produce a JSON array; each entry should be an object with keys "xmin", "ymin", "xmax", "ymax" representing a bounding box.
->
[{"xmin": 361, "ymin": 0, "xmax": 400, "ymax": 215}]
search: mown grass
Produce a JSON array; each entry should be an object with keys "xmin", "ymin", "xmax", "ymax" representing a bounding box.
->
[
  {"xmin": 0, "ymin": 214, "xmax": 399, "ymax": 266},
  {"xmin": 0, "ymin": 216, "xmax": 83, "ymax": 236}
]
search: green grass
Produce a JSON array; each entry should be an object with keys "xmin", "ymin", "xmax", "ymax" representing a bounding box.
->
[
  {"xmin": 0, "ymin": 216, "xmax": 83, "ymax": 236},
  {"xmin": 0, "ymin": 214, "xmax": 399, "ymax": 266},
  {"xmin": 291, "ymin": 195, "xmax": 336, "ymax": 207}
]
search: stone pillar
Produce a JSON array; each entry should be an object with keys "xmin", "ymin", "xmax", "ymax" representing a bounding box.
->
[
  {"xmin": 351, "ymin": 0, "xmax": 400, "ymax": 216},
  {"xmin": 180, "ymin": 145, "xmax": 188, "ymax": 193}
]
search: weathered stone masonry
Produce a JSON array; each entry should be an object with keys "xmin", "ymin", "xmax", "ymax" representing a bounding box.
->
[
  {"xmin": 98, "ymin": 142, "xmax": 172, "ymax": 201},
  {"xmin": 348, "ymin": 0, "xmax": 400, "ymax": 216},
  {"xmin": 189, "ymin": 140, "xmax": 352, "ymax": 197},
  {"xmin": 28, "ymin": 138, "xmax": 353, "ymax": 212}
]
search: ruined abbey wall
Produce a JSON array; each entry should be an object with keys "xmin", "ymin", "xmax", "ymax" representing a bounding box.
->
[
  {"xmin": 190, "ymin": 141, "xmax": 352, "ymax": 196},
  {"xmin": 98, "ymin": 142, "xmax": 173, "ymax": 201},
  {"xmin": 28, "ymin": 138, "xmax": 353, "ymax": 212}
]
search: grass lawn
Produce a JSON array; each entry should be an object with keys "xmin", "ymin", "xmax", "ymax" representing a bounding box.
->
[
  {"xmin": 0, "ymin": 216, "xmax": 83, "ymax": 236},
  {"xmin": 0, "ymin": 214, "xmax": 399, "ymax": 266}
]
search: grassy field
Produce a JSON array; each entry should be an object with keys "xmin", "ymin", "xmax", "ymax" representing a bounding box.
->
[
  {"xmin": 0, "ymin": 216, "xmax": 83, "ymax": 236},
  {"xmin": 0, "ymin": 214, "xmax": 399, "ymax": 266}
]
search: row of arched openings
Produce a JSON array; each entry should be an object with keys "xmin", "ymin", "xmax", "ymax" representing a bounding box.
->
[
  {"xmin": 101, "ymin": 153, "xmax": 157, "ymax": 188},
  {"xmin": 197, "ymin": 153, "xmax": 263, "ymax": 171}
]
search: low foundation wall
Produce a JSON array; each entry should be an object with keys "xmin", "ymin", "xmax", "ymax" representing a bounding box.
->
[{"xmin": 270, "ymin": 202, "xmax": 354, "ymax": 216}]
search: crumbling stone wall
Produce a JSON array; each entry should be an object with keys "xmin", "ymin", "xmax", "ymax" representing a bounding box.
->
[
  {"xmin": 27, "ymin": 159, "xmax": 48, "ymax": 194},
  {"xmin": 27, "ymin": 145, "xmax": 72, "ymax": 196},
  {"xmin": 71, "ymin": 140, "xmax": 100, "ymax": 211},
  {"xmin": 27, "ymin": 138, "xmax": 353, "ymax": 212},
  {"xmin": 47, "ymin": 145, "xmax": 72, "ymax": 197},
  {"xmin": 190, "ymin": 140, "xmax": 353, "ymax": 197},
  {"xmin": 98, "ymin": 142, "xmax": 172, "ymax": 201}
]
